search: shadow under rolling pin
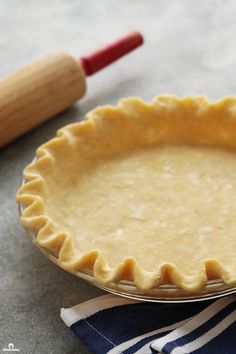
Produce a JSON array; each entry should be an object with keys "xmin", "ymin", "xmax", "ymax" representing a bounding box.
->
[{"xmin": 0, "ymin": 31, "xmax": 143, "ymax": 148}]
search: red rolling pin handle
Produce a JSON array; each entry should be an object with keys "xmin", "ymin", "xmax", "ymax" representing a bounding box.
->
[
  {"xmin": 80, "ymin": 31, "xmax": 144, "ymax": 76},
  {"xmin": 0, "ymin": 31, "xmax": 144, "ymax": 148}
]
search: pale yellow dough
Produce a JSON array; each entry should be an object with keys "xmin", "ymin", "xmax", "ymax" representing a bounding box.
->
[
  {"xmin": 17, "ymin": 96, "xmax": 236, "ymax": 291},
  {"xmin": 47, "ymin": 145, "xmax": 236, "ymax": 274}
]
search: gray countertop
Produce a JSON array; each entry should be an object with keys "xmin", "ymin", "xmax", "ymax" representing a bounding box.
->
[{"xmin": 1, "ymin": 1, "xmax": 236, "ymax": 353}]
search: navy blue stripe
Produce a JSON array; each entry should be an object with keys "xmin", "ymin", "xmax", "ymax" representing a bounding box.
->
[
  {"xmin": 123, "ymin": 330, "xmax": 171, "ymax": 354},
  {"xmin": 73, "ymin": 300, "xmax": 212, "ymax": 348},
  {"xmin": 192, "ymin": 321, "xmax": 236, "ymax": 354},
  {"xmin": 162, "ymin": 300, "xmax": 236, "ymax": 354},
  {"xmin": 71, "ymin": 319, "xmax": 115, "ymax": 354}
]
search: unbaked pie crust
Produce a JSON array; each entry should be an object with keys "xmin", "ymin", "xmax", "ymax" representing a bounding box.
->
[{"xmin": 17, "ymin": 96, "xmax": 236, "ymax": 291}]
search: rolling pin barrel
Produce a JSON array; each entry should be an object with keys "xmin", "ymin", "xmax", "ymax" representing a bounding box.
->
[
  {"xmin": 0, "ymin": 31, "xmax": 143, "ymax": 148},
  {"xmin": 0, "ymin": 52, "xmax": 86, "ymax": 148}
]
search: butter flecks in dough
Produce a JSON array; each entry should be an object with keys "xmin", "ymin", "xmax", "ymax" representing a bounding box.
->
[
  {"xmin": 42, "ymin": 145, "xmax": 236, "ymax": 275},
  {"xmin": 17, "ymin": 96, "xmax": 236, "ymax": 291}
]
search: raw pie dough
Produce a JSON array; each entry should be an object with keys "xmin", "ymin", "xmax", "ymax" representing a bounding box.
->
[{"xmin": 17, "ymin": 96, "xmax": 236, "ymax": 291}]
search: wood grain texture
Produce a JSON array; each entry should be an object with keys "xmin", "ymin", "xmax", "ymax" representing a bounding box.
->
[{"xmin": 0, "ymin": 51, "xmax": 86, "ymax": 147}]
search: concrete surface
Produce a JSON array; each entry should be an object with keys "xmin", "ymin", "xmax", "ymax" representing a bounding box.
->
[{"xmin": 1, "ymin": 1, "xmax": 236, "ymax": 353}]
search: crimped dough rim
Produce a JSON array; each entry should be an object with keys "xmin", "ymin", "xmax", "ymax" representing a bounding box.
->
[{"xmin": 16, "ymin": 96, "xmax": 236, "ymax": 291}]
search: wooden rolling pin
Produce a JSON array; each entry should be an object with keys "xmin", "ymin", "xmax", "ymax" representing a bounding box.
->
[{"xmin": 0, "ymin": 32, "xmax": 143, "ymax": 148}]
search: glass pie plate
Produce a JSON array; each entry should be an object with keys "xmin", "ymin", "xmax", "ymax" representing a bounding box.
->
[{"xmin": 18, "ymin": 181, "xmax": 236, "ymax": 303}]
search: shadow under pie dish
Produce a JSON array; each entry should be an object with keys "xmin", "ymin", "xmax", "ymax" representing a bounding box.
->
[{"xmin": 17, "ymin": 96, "xmax": 236, "ymax": 293}]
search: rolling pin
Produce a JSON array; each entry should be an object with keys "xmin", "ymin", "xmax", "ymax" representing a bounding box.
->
[{"xmin": 0, "ymin": 31, "xmax": 143, "ymax": 148}]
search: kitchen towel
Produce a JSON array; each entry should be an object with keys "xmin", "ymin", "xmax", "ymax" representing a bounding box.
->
[{"xmin": 61, "ymin": 294, "xmax": 235, "ymax": 354}]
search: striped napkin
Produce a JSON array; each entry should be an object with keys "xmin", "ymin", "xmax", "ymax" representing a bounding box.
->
[{"xmin": 61, "ymin": 294, "xmax": 235, "ymax": 354}]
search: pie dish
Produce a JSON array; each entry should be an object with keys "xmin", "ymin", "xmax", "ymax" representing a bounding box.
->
[{"xmin": 16, "ymin": 96, "xmax": 236, "ymax": 292}]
